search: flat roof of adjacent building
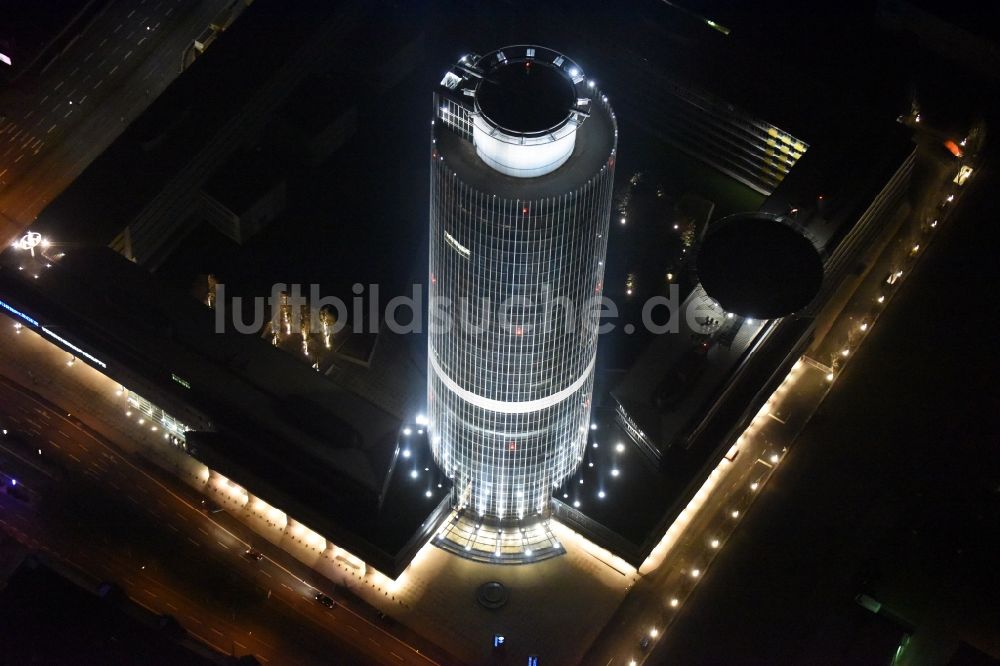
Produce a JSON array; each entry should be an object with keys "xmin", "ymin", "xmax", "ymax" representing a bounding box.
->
[{"xmin": 0, "ymin": 245, "xmax": 447, "ymax": 575}]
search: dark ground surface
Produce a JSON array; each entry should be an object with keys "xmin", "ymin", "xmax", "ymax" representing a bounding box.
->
[{"xmin": 654, "ymin": 151, "xmax": 1000, "ymax": 664}]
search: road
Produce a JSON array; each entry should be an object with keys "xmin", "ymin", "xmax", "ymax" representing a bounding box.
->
[
  {"xmin": 0, "ymin": 376, "xmax": 444, "ymax": 665},
  {"xmin": 0, "ymin": 0, "xmax": 235, "ymax": 244}
]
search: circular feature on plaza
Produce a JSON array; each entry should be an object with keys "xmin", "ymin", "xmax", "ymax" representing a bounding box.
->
[
  {"xmin": 476, "ymin": 581, "xmax": 510, "ymax": 609},
  {"xmin": 476, "ymin": 60, "xmax": 576, "ymax": 134},
  {"xmin": 696, "ymin": 212, "xmax": 823, "ymax": 319}
]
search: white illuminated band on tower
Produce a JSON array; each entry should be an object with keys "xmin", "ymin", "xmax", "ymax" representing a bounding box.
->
[{"xmin": 429, "ymin": 351, "xmax": 596, "ymax": 415}]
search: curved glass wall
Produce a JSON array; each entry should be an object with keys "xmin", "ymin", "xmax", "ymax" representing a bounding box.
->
[{"xmin": 427, "ymin": 48, "xmax": 617, "ymax": 519}]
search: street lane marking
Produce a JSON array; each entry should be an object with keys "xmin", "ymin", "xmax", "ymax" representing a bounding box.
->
[
  {"xmin": 211, "ymin": 628, "xmax": 224, "ymax": 637},
  {"xmin": 187, "ymin": 537, "xmax": 200, "ymax": 547},
  {"xmin": 391, "ymin": 652, "xmax": 403, "ymax": 661},
  {"xmin": 280, "ymin": 583, "xmax": 293, "ymax": 591},
  {"xmin": 189, "ymin": 631, "xmax": 228, "ymax": 655},
  {"xmin": 217, "ymin": 541, "xmax": 229, "ymax": 550},
  {"xmin": 132, "ymin": 598, "xmax": 157, "ymax": 615},
  {"xmin": 167, "ymin": 524, "xmax": 178, "ymax": 532},
  {"xmin": 259, "ymin": 569, "xmax": 271, "ymax": 578},
  {"xmin": 69, "ymin": 453, "xmax": 81, "ymax": 463},
  {"xmin": 198, "ymin": 527, "xmax": 209, "ymax": 536}
]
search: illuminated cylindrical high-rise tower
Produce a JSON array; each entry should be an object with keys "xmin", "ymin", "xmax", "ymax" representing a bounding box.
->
[{"xmin": 427, "ymin": 45, "xmax": 617, "ymax": 521}]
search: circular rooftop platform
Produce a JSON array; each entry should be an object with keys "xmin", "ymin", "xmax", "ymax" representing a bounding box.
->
[
  {"xmin": 477, "ymin": 60, "xmax": 576, "ymax": 134},
  {"xmin": 697, "ymin": 213, "xmax": 823, "ymax": 319}
]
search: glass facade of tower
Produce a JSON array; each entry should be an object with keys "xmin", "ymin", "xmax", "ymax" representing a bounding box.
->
[{"xmin": 428, "ymin": 46, "xmax": 617, "ymax": 520}]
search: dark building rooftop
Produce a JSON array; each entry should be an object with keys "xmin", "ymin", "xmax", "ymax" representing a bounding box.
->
[
  {"xmin": 697, "ymin": 213, "xmax": 824, "ymax": 319},
  {"xmin": 32, "ymin": 0, "xmax": 368, "ymax": 262},
  {"xmin": 0, "ymin": 246, "xmax": 448, "ymax": 576}
]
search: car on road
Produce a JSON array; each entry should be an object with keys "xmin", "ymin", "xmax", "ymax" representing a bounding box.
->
[
  {"xmin": 315, "ymin": 593, "xmax": 335, "ymax": 608},
  {"xmin": 200, "ymin": 498, "xmax": 223, "ymax": 514},
  {"xmin": 884, "ymin": 269, "xmax": 903, "ymax": 285},
  {"xmin": 243, "ymin": 548, "xmax": 263, "ymax": 562}
]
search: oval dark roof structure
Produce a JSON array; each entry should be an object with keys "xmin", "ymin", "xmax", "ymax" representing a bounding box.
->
[
  {"xmin": 696, "ymin": 212, "xmax": 823, "ymax": 319},
  {"xmin": 477, "ymin": 59, "xmax": 576, "ymax": 134}
]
